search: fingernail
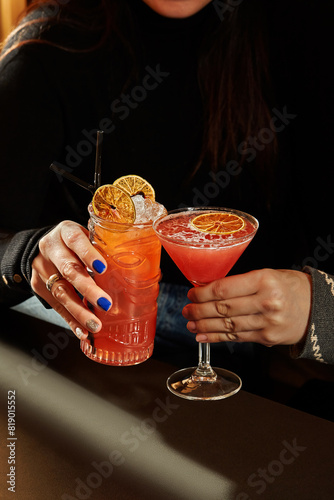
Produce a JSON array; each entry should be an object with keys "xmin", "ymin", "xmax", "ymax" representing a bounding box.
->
[
  {"xmin": 97, "ymin": 297, "xmax": 112, "ymax": 311},
  {"xmin": 196, "ymin": 334, "xmax": 208, "ymax": 342},
  {"xmin": 86, "ymin": 319, "xmax": 100, "ymax": 332},
  {"xmin": 93, "ymin": 259, "xmax": 106, "ymax": 274},
  {"xmin": 75, "ymin": 327, "xmax": 86, "ymax": 340},
  {"xmin": 182, "ymin": 305, "xmax": 190, "ymax": 318},
  {"xmin": 187, "ymin": 321, "xmax": 197, "ymax": 332}
]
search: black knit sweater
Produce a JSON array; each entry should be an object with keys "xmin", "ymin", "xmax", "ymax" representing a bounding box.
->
[{"xmin": 1, "ymin": 0, "xmax": 333, "ymax": 363}]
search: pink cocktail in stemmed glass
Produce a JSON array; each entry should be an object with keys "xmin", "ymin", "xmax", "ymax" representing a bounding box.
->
[{"xmin": 153, "ymin": 207, "xmax": 258, "ymax": 401}]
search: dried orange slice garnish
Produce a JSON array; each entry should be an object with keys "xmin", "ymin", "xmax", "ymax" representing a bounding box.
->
[
  {"xmin": 113, "ymin": 174, "xmax": 155, "ymax": 200},
  {"xmin": 92, "ymin": 184, "xmax": 135, "ymax": 223},
  {"xmin": 191, "ymin": 212, "xmax": 245, "ymax": 235}
]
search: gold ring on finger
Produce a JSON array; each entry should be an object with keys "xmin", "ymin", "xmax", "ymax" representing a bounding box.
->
[
  {"xmin": 226, "ymin": 333, "xmax": 238, "ymax": 342},
  {"xmin": 46, "ymin": 273, "xmax": 62, "ymax": 292}
]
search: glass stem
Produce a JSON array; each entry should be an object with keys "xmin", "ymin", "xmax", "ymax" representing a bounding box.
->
[{"xmin": 194, "ymin": 342, "xmax": 216, "ymax": 379}]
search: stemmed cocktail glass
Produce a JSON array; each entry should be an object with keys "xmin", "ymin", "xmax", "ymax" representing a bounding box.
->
[{"xmin": 153, "ymin": 207, "xmax": 258, "ymax": 401}]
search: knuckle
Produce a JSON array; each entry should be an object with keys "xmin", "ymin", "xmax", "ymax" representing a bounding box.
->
[
  {"xmin": 193, "ymin": 320, "xmax": 204, "ymax": 333},
  {"xmin": 258, "ymin": 268, "xmax": 280, "ymax": 289},
  {"xmin": 260, "ymin": 330, "xmax": 277, "ymax": 346},
  {"xmin": 80, "ymin": 246, "xmax": 91, "ymax": 260},
  {"xmin": 61, "ymin": 261, "xmax": 81, "ymax": 283},
  {"xmin": 220, "ymin": 316, "xmax": 235, "ymax": 332},
  {"xmin": 59, "ymin": 220, "xmax": 75, "ymax": 230},
  {"xmin": 53, "ymin": 284, "xmax": 68, "ymax": 302},
  {"xmin": 261, "ymin": 296, "xmax": 283, "ymax": 314},
  {"xmin": 52, "ymin": 302, "xmax": 64, "ymax": 315},
  {"xmin": 39, "ymin": 234, "xmax": 52, "ymax": 254},
  {"xmin": 212, "ymin": 279, "xmax": 226, "ymax": 299},
  {"xmin": 65, "ymin": 231, "xmax": 81, "ymax": 248},
  {"xmin": 215, "ymin": 301, "xmax": 229, "ymax": 316},
  {"xmin": 61, "ymin": 221, "xmax": 84, "ymax": 246},
  {"xmin": 77, "ymin": 280, "xmax": 93, "ymax": 299}
]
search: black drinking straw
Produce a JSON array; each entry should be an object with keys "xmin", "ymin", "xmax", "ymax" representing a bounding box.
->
[
  {"xmin": 50, "ymin": 163, "xmax": 95, "ymax": 194},
  {"xmin": 94, "ymin": 130, "xmax": 103, "ymax": 190},
  {"xmin": 50, "ymin": 131, "xmax": 104, "ymax": 194}
]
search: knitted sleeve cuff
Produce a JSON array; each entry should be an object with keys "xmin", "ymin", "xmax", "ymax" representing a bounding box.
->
[
  {"xmin": 290, "ymin": 266, "xmax": 334, "ymax": 364},
  {"xmin": 1, "ymin": 226, "xmax": 53, "ymax": 307}
]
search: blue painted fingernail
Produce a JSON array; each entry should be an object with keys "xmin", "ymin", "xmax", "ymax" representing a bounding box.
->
[
  {"xmin": 93, "ymin": 260, "xmax": 106, "ymax": 274},
  {"xmin": 97, "ymin": 297, "xmax": 112, "ymax": 311}
]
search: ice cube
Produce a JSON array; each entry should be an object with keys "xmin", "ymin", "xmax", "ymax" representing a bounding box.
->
[
  {"xmin": 132, "ymin": 195, "xmax": 146, "ymax": 221},
  {"xmin": 150, "ymin": 200, "xmax": 167, "ymax": 220},
  {"xmin": 133, "ymin": 195, "xmax": 166, "ymax": 223}
]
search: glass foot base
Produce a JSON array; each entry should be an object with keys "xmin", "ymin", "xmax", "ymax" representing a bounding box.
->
[
  {"xmin": 167, "ymin": 367, "xmax": 242, "ymax": 401},
  {"xmin": 80, "ymin": 338, "xmax": 153, "ymax": 366}
]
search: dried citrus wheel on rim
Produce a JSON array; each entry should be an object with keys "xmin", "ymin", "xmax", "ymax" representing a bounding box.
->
[
  {"xmin": 92, "ymin": 184, "xmax": 135, "ymax": 223},
  {"xmin": 191, "ymin": 212, "xmax": 245, "ymax": 235},
  {"xmin": 113, "ymin": 174, "xmax": 155, "ymax": 200}
]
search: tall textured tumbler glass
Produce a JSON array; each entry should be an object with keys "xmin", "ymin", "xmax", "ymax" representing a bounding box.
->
[{"xmin": 80, "ymin": 204, "xmax": 162, "ymax": 366}]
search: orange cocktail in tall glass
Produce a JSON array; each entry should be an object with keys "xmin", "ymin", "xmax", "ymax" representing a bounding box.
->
[{"xmin": 80, "ymin": 176, "xmax": 165, "ymax": 366}]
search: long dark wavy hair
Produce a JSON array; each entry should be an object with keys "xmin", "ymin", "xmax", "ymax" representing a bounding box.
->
[{"xmin": 0, "ymin": 0, "xmax": 276, "ymax": 185}]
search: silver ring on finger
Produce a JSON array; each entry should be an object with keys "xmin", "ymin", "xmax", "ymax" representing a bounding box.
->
[{"xmin": 46, "ymin": 273, "xmax": 63, "ymax": 292}]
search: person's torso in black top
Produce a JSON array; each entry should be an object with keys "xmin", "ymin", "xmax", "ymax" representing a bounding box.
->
[{"xmin": 2, "ymin": 0, "xmax": 333, "ymax": 284}]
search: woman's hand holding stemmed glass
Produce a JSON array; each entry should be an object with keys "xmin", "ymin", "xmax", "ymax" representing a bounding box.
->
[{"xmin": 183, "ymin": 269, "xmax": 312, "ymax": 348}]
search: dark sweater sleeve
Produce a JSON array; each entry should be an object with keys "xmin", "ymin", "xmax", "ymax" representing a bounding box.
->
[
  {"xmin": 0, "ymin": 227, "xmax": 53, "ymax": 307},
  {"xmin": 291, "ymin": 267, "xmax": 334, "ymax": 364},
  {"xmin": 0, "ymin": 45, "xmax": 64, "ymax": 307}
]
